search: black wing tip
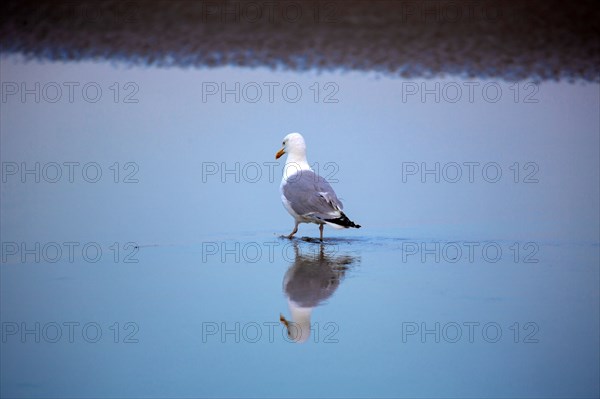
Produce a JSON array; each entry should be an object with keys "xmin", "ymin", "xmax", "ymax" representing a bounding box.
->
[{"xmin": 325, "ymin": 212, "xmax": 361, "ymax": 229}]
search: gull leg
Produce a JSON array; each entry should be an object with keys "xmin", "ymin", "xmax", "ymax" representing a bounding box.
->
[
  {"xmin": 319, "ymin": 224, "xmax": 324, "ymax": 242},
  {"xmin": 287, "ymin": 222, "xmax": 299, "ymax": 239}
]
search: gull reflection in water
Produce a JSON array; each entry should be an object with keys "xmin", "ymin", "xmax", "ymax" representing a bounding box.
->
[{"xmin": 280, "ymin": 242, "xmax": 359, "ymax": 343}]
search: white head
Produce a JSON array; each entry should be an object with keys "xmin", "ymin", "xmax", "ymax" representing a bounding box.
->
[
  {"xmin": 275, "ymin": 132, "xmax": 307, "ymax": 160},
  {"xmin": 280, "ymin": 304, "xmax": 312, "ymax": 344}
]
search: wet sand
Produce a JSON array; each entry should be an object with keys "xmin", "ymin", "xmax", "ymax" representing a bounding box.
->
[{"xmin": 1, "ymin": 0, "xmax": 599, "ymax": 81}]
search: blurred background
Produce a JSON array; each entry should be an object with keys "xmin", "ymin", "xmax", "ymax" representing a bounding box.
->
[{"xmin": 1, "ymin": 1, "xmax": 599, "ymax": 398}]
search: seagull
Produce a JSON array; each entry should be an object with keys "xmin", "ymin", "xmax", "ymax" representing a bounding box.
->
[
  {"xmin": 280, "ymin": 242, "xmax": 355, "ymax": 343},
  {"xmin": 275, "ymin": 132, "xmax": 361, "ymax": 241}
]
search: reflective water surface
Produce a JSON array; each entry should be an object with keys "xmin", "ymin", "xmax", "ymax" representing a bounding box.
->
[
  {"xmin": 2, "ymin": 234, "xmax": 598, "ymax": 398},
  {"xmin": 1, "ymin": 57, "xmax": 599, "ymax": 398}
]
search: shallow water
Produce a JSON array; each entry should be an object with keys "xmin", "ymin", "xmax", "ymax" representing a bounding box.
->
[
  {"xmin": 1, "ymin": 233, "xmax": 598, "ymax": 398},
  {"xmin": 1, "ymin": 56, "xmax": 599, "ymax": 397}
]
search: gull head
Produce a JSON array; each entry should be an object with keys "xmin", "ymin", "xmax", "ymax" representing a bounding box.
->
[
  {"xmin": 280, "ymin": 306, "xmax": 312, "ymax": 344},
  {"xmin": 275, "ymin": 132, "xmax": 306, "ymax": 160}
]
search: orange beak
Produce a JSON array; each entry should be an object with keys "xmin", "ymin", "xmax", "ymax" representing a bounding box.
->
[{"xmin": 275, "ymin": 148, "xmax": 285, "ymax": 159}]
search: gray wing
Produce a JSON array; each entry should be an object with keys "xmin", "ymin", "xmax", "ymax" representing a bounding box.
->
[{"xmin": 283, "ymin": 170, "xmax": 343, "ymax": 219}]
